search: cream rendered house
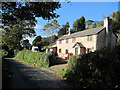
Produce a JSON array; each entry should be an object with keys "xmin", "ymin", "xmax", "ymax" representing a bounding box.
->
[{"xmin": 56, "ymin": 17, "xmax": 117, "ymax": 59}]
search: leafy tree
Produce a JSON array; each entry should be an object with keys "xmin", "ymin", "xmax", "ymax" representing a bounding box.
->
[
  {"xmin": 42, "ymin": 19, "xmax": 60, "ymax": 36},
  {"xmin": 50, "ymin": 35, "xmax": 58, "ymax": 43},
  {"xmin": 2, "ymin": 20, "xmax": 36, "ymax": 50},
  {"xmin": 96, "ymin": 21, "xmax": 104, "ymax": 27},
  {"xmin": 73, "ymin": 16, "xmax": 85, "ymax": 32},
  {"xmin": 58, "ymin": 22, "xmax": 70, "ymax": 37},
  {"xmin": 32, "ymin": 35, "xmax": 42, "ymax": 46},
  {"xmin": 85, "ymin": 20, "xmax": 94, "ymax": 28},
  {"xmin": 21, "ymin": 39, "xmax": 30, "ymax": 49},
  {"xmin": 109, "ymin": 11, "xmax": 120, "ymax": 33},
  {"xmin": 32, "ymin": 35, "xmax": 42, "ymax": 51},
  {"xmin": 2, "ymin": 2, "xmax": 61, "ymax": 26}
]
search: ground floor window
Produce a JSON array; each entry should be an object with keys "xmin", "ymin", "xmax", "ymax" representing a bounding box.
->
[
  {"xmin": 65, "ymin": 49, "xmax": 69, "ymax": 54},
  {"xmin": 87, "ymin": 48, "xmax": 92, "ymax": 53},
  {"xmin": 59, "ymin": 49, "xmax": 61, "ymax": 53},
  {"xmin": 75, "ymin": 48, "xmax": 78, "ymax": 55}
]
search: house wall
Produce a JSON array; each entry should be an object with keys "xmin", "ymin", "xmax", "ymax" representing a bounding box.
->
[
  {"xmin": 96, "ymin": 29, "xmax": 106, "ymax": 50},
  {"xmin": 111, "ymin": 33, "xmax": 117, "ymax": 48},
  {"xmin": 57, "ymin": 35, "xmax": 97, "ymax": 58}
]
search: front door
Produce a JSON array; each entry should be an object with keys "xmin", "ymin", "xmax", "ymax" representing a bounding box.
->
[
  {"xmin": 80, "ymin": 47, "xmax": 85, "ymax": 54},
  {"xmin": 75, "ymin": 48, "xmax": 78, "ymax": 55}
]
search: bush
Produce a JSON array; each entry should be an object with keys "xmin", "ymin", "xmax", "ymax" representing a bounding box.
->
[
  {"xmin": 0, "ymin": 49, "xmax": 8, "ymax": 58},
  {"xmin": 15, "ymin": 50, "xmax": 54, "ymax": 67},
  {"xmin": 65, "ymin": 45, "xmax": 120, "ymax": 89}
]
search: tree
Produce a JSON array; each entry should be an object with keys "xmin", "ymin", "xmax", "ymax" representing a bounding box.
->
[
  {"xmin": 42, "ymin": 19, "xmax": 60, "ymax": 36},
  {"xmin": 51, "ymin": 35, "xmax": 58, "ymax": 43},
  {"xmin": 58, "ymin": 22, "xmax": 70, "ymax": 37},
  {"xmin": 32, "ymin": 35, "xmax": 42, "ymax": 50},
  {"xmin": 21, "ymin": 39, "xmax": 30, "ymax": 49},
  {"xmin": 2, "ymin": 20, "xmax": 36, "ymax": 50},
  {"xmin": 73, "ymin": 16, "xmax": 85, "ymax": 32},
  {"xmin": 2, "ymin": 2, "xmax": 61, "ymax": 26},
  {"xmin": 96, "ymin": 21, "xmax": 104, "ymax": 27},
  {"xmin": 109, "ymin": 11, "xmax": 120, "ymax": 33},
  {"xmin": 85, "ymin": 20, "xmax": 94, "ymax": 28}
]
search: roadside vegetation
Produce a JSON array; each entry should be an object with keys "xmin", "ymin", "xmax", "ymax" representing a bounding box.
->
[
  {"xmin": 59, "ymin": 44, "xmax": 120, "ymax": 89},
  {"xmin": 14, "ymin": 50, "xmax": 55, "ymax": 68}
]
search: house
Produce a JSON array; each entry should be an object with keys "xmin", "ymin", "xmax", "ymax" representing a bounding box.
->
[
  {"xmin": 56, "ymin": 17, "xmax": 117, "ymax": 59},
  {"xmin": 46, "ymin": 45, "xmax": 57, "ymax": 53}
]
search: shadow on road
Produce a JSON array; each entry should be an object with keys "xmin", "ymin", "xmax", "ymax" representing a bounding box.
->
[{"xmin": 49, "ymin": 57, "xmax": 68, "ymax": 67}]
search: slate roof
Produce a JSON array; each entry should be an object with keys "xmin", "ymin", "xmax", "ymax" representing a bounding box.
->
[{"xmin": 57, "ymin": 26, "xmax": 105, "ymax": 41}]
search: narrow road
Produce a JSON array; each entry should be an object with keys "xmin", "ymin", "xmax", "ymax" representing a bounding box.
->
[{"xmin": 5, "ymin": 58, "xmax": 75, "ymax": 89}]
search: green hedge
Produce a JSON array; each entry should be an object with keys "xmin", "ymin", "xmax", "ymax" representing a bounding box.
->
[
  {"xmin": 15, "ymin": 50, "xmax": 53, "ymax": 67},
  {"xmin": 65, "ymin": 45, "xmax": 120, "ymax": 89}
]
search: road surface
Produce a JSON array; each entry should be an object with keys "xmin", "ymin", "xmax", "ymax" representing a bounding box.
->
[{"xmin": 5, "ymin": 58, "xmax": 75, "ymax": 89}]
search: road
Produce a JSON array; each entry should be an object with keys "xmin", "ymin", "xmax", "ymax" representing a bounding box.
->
[{"xmin": 5, "ymin": 58, "xmax": 75, "ymax": 89}]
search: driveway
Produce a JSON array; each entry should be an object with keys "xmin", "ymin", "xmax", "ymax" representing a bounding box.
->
[{"xmin": 4, "ymin": 58, "xmax": 75, "ymax": 88}]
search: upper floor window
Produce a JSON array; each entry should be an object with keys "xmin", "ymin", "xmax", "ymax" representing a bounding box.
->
[
  {"xmin": 66, "ymin": 39, "xmax": 69, "ymax": 43},
  {"xmin": 59, "ymin": 40, "xmax": 62, "ymax": 44},
  {"xmin": 88, "ymin": 35, "xmax": 92, "ymax": 41},
  {"xmin": 72, "ymin": 38, "xmax": 76, "ymax": 43}
]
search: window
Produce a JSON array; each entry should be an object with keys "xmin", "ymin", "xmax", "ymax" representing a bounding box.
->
[
  {"xmin": 59, "ymin": 49, "xmax": 61, "ymax": 53},
  {"xmin": 75, "ymin": 48, "xmax": 78, "ymax": 55},
  {"xmin": 88, "ymin": 35, "xmax": 92, "ymax": 41},
  {"xmin": 72, "ymin": 38, "xmax": 76, "ymax": 43},
  {"xmin": 59, "ymin": 40, "xmax": 62, "ymax": 44},
  {"xmin": 87, "ymin": 48, "xmax": 92, "ymax": 53},
  {"xmin": 66, "ymin": 39, "xmax": 69, "ymax": 43},
  {"xmin": 65, "ymin": 49, "xmax": 69, "ymax": 54}
]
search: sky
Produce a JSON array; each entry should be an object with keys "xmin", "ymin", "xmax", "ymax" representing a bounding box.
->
[{"xmin": 27, "ymin": 2, "xmax": 118, "ymax": 44}]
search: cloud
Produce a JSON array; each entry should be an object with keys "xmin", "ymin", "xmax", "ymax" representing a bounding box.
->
[
  {"xmin": 34, "ymin": 24, "xmax": 43, "ymax": 29},
  {"xmin": 23, "ymin": 37, "xmax": 35, "ymax": 44}
]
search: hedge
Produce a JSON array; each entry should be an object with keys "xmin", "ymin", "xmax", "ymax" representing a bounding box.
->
[
  {"xmin": 65, "ymin": 45, "xmax": 120, "ymax": 89},
  {"xmin": 15, "ymin": 50, "xmax": 53, "ymax": 67}
]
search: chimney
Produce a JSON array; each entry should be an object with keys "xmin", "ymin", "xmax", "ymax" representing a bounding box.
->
[
  {"xmin": 68, "ymin": 27, "xmax": 71, "ymax": 35},
  {"xmin": 104, "ymin": 17, "xmax": 112, "ymax": 48}
]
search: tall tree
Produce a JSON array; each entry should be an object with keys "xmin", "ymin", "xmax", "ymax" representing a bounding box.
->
[
  {"xmin": 2, "ymin": 2, "xmax": 61, "ymax": 26},
  {"xmin": 42, "ymin": 19, "xmax": 60, "ymax": 36},
  {"xmin": 32, "ymin": 35, "xmax": 42, "ymax": 51},
  {"xmin": 2, "ymin": 20, "xmax": 36, "ymax": 50},
  {"xmin": 58, "ymin": 22, "xmax": 70, "ymax": 37},
  {"xmin": 32, "ymin": 35, "xmax": 42, "ymax": 46},
  {"xmin": 109, "ymin": 11, "xmax": 120, "ymax": 33},
  {"xmin": 21, "ymin": 39, "xmax": 30, "ymax": 49},
  {"xmin": 85, "ymin": 20, "xmax": 94, "ymax": 28},
  {"xmin": 73, "ymin": 16, "xmax": 85, "ymax": 32}
]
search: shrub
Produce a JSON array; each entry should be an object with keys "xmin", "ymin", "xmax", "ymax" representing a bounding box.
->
[
  {"xmin": 65, "ymin": 45, "xmax": 120, "ymax": 89},
  {"xmin": 0, "ymin": 49, "xmax": 8, "ymax": 58},
  {"xmin": 15, "ymin": 50, "xmax": 53, "ymax": 67}
]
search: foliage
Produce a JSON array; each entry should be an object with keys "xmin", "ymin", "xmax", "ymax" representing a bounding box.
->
[
  {"xmin": 109, "ymin": 11, "xmax": 120, "ymax": 33},
  {"xmin": 2, "ymin": 2, "xmax": 61, "ymax": 57},
  {"xmin": 21, "ymin": 39, "xmax": 31, "ymax": 49},
  {"xmin": 0, "ymin": 49, "xmax": 8, "ymax": 58},
  {"xmin": 15, "ymin": 50, "xmax": 54, "ymax": 67},
  {"xmin": 96, "ymin": 21, "xmax": 104, "ymax": 27},
  {"xmin": 85, "ymin": 20, "xmax": 94, "ymax": 28},
  {"xmin": 61, "ymin": 45, "xmax": 120, "ymax": 89},
  {"xmin": 42, "ymin": 19, "xmax": 60, "ymax": 36},
  {"xmin": 58, "ymin": 22, "xmax": 70, "ymax": 37},
  {"xmin": 39, "ymin": 35, "xmax": 58, "ymax": 48},
  {"xmin": 2, "ymin": 2, "xmax": 61, "ymax": 26},
  {"xmin": 73, "ymin": 16, "xmax": 85, "ymax": 32}
]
